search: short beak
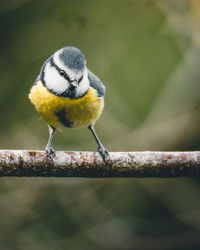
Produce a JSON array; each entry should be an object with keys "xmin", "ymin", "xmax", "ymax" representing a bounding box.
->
[{"xmin": 70, "ymin": 80, "xmax": 78, "ymax": 88}]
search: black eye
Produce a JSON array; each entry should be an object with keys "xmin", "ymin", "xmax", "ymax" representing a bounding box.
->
[
  {"xmin": 59, "ymin": 70, "xmax": 65, "ymax": 76},
  {"xmin": 78, "ymin": 75, "xmax": 83, "ymax": 83}
]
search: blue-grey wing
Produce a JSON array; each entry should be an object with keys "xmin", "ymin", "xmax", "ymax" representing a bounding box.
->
[{"xmin": 88, "ymin": 69, "xmax": 105, "ymax": 98}]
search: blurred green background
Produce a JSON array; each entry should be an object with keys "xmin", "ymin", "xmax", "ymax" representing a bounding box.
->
[{"xmin": 1, "ymin": 0, "xmax": 200, "ymax": 249}]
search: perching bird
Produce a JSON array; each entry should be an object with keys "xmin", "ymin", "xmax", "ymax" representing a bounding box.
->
[{"xmin": 29, "ymin": 46, "xmax": 109, "ymax": 161}]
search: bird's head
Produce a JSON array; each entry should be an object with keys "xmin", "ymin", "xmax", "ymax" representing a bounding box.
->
[{"xmin": 41, "ymin": 46, "xmax": 89, "ymax": 98}]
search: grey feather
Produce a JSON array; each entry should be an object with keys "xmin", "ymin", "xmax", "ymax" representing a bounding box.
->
[
  {"xmin": 59, "ymin": 47, "xmax": 85, "ymax": 71},
  {"xmin": 88, "ymin": 70, "xmax": 105, "ymax": 97}
]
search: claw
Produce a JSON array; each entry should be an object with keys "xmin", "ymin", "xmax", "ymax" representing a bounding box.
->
[
  {"xmin": 97, "ymin": 146, "xmax": 110, "ymax": 162},
  {"xmin": 45, "ymin": 146, "xmax": 56, "ymax": 159}
]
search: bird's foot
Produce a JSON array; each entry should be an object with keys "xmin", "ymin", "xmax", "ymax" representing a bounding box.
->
[
  {"xmin": 97, "ymin": 146, "xmax": 110, "ymax": 162},
  {"xmin": 45, "ymin": 145, "xmax": 56, "ymax": 159}
]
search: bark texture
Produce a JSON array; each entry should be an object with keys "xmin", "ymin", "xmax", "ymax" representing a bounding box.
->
[{"xmin": 0, "ymin": 150, "xmax": 200, "ymax": 177}]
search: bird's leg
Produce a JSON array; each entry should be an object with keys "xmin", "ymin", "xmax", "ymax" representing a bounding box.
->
[
  {"xmin": 88, "ymin": 125, "xmax": 109, "ymax": 161},
  {"xmin": 45, "ymin": 125, "xmax": 56, "ymax": 157}
]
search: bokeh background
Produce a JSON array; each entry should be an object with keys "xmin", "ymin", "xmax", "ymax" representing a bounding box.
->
[{"xmin": 1, "ymin": 0, "xmax": 200, "ymax": 249}]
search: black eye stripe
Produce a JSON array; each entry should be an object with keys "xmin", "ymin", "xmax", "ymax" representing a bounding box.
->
[
  {"xmin": 50, "ymin": 57, "xmax": 71, "ymax": 81},
  {"xmin": 63, "ymin": 72, "xmax": 71, "ymax": 82},
  {"xmin": 50, "ymin": 57, "xmax": 83, "ymax": 84},
  {"xmin": 78, "ymin": 75, "xmax": 83, "ymax": 83}
]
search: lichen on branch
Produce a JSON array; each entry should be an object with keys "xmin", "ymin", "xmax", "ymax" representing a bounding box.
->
[{"xmin": 0, "ymin": 150, "xmax": 200, "ymax": 177}]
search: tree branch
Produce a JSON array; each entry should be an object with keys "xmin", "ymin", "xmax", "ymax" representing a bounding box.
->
[{"xmin": 0, "ymin": 150, "xmax": 200, "ymax": 177}]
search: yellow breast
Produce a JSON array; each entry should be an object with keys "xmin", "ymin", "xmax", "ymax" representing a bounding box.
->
[{"xmin": 29, "ymin": 81, "xmax": 104, "ymax": 128}]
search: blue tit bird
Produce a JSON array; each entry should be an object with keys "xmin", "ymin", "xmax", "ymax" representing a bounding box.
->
[{"xmin": 29, "ymin": 46, "xmax": 109, "ymax": 161}]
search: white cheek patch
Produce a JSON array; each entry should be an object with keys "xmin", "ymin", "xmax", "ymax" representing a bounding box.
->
[{"xmin": 44, "ymin": 62, "xmax": 69, "ymax": 95}]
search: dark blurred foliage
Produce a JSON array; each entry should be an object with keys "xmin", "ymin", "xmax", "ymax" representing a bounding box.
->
[{"xmin": 0, "ymin": 0, "xmax": 200, "ymax": 249}]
